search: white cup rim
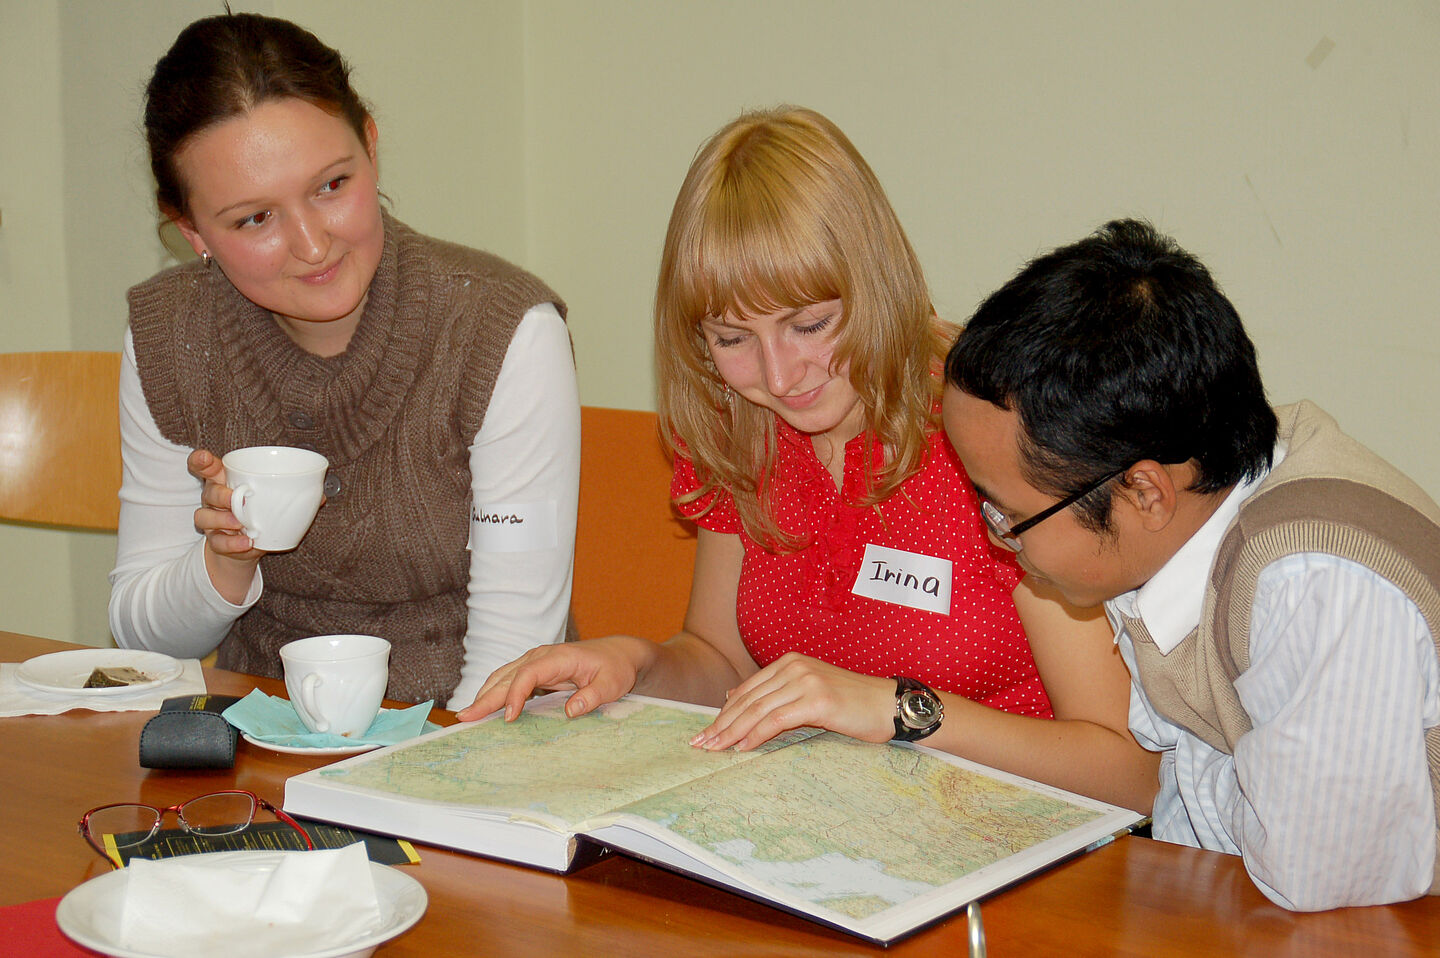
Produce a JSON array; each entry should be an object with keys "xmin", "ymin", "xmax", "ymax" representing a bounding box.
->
[
  {"xmin": 279, "ymin": 634, "xmax": 391, "ymax": 662},
  {"xmin": 221, "ymin": 445, "xmax": 329, "ymax": 477}
]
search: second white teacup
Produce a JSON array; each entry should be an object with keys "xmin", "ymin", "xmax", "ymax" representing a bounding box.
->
[
  {"xmin": 279, "ymin": 634, "xmax": 391, "ymax": 738},
  {"xmin": 221, "ymin": 445, "xmax": 328, "ymax": 552}
]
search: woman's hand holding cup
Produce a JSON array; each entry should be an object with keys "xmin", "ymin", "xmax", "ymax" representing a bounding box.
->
[
  {"xmin": 189, "ymin": 445, "xmax": 329, "ymax": 603},
  {"xmin": 189, "ymin": 449, "xmax": 262, "ymax": 557}
]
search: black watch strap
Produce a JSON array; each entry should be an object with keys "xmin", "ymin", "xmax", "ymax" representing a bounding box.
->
[{"xmin": 891, "ymin": 676, "xmax": 944, "ymax": 742}]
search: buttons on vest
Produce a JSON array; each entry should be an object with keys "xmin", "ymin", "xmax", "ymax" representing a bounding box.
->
[
  {"xmin": 288, "ymin": 411, "xmax": 315, "ymax": 430},
  {"xmin": 323, "ymin": 474, "xmax": 342, "ymax": 498}
]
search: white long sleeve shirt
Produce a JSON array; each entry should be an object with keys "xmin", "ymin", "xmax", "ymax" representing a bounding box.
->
[
  {"xmin": 108, "ymin": 303, "xmax": 579, "ymax": 711},
  {"xmin": 1108, "ymin": 461, "xmax": 1440, "ymax": 911}
]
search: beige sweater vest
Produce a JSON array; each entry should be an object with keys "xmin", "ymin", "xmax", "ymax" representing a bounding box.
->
[
  {"xmin": 1118, "ymin": 401, "xmax": 1440, "ymax": 894},
  {"xmin": 128, "ymin": 214, "xmax": 566, "ymax": 704}
]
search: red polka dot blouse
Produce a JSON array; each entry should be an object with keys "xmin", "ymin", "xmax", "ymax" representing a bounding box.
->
[{"xmin": 672, "ymin": 422, "xmax": 1054, "ymax": 719}]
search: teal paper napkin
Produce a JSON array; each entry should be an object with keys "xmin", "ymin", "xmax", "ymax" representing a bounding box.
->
[{"xmin": 222, "ymin": 689, "xmax": 439, "ymax": 749}]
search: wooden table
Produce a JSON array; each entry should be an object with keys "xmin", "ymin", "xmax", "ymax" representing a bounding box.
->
[{"xmin": 3, "ymin": 631, "xmax": 1437, "ymax": 957}]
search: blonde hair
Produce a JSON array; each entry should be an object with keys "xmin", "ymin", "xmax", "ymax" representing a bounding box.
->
[{"xmin": 655, "ymin": 106, "xmax": 952, "ymax": 549}]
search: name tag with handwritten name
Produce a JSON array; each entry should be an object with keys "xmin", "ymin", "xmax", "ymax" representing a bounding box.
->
[
  {"xmin": 850, "ymin": 543, "xmax": 952, "ymax": 615},
  {"xmin": 469, "ymin": 501, "xmax": 558, "ymax": 553}
]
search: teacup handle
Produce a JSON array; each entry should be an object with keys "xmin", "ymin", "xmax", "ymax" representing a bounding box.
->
[
  {"xmin": 229, "ymin": 483, "xmax": 262, "ymax": 539},
  {"xmin": 292, "ymin": 672, "xmax": 331, "ymax": 734}
]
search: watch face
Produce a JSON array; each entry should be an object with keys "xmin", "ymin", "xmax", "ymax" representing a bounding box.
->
[{"xmin": 900, "ymin": 691, "xmax": 939, "ymax": 728}]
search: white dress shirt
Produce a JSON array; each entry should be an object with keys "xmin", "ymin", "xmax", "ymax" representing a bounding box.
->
[
  {"xmin": 108, "ymin": 304, "xmax": 579, "ymax": 712},
  {"xmin": 1107, "ymin": 454, "xmax": 1439, "ymax": 911}
]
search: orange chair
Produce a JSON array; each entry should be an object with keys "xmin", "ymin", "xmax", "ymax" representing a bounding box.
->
[
  {"xmin": 0, "ymin": 352, "xmax": 121, "ymax": 531},
  {"xmin": 572, "ymin": 406, "xmax": 697, "ymax": 641}
]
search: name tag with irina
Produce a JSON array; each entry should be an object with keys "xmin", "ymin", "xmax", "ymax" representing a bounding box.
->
[{"xmin": 850, "ymin": 543, "xmax": 952, "ymax": 615}]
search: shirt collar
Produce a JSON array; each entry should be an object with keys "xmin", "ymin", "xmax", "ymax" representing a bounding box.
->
[{"xmin": 1106, "ymin": 446, "xmax": 1281, "ymax": 654}]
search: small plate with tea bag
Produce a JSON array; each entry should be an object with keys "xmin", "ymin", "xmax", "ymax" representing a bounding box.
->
[{"xmin": 15, "ymin": 649, "xmax": 183, "ymax": 696}]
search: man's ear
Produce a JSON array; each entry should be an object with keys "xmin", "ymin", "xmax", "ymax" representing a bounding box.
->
[{"xmin": 1113, "ymin": 460, "xmax": 1180, "ymax": 532}]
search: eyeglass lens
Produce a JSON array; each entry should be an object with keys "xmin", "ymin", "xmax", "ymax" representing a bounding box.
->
[
  {"xmin": 980, "ymin": 501, "xmax": 1021, "ymax": 550},
  {"xmin": 179, "ymin": 791, "xmax": 258, "ymax": 836}
]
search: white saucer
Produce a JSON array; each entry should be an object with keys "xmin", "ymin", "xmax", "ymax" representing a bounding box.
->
[
  {"xmin": 55, "ymin": 851, "xmax": 427, "ymax": 958},
  {"xmin": 14, "ymin": 649, "xmax": 183, "ymax": 696},
  {"xmin": 242, "ymin": 733, "xmax": 381, "ymax": 756}
]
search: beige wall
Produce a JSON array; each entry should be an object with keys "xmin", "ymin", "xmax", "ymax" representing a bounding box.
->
[
  {"xmin": 2, "ymin": 0, "xmax": 1437, "ymax": 644},
  {"xmin": 529, "ymin": 0, "xmax": 1440, "ymax": 479},
  {"xmin": 1, "ymin": 1, "xmax": 87, "ymax": 645}
]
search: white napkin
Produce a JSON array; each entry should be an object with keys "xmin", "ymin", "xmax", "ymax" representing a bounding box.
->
[
  {"xmin": 118, "ymin": 845, "xmax": 383, "ymax": 957},
  {"xmin": 0, "ymin": 659, "xmax": 205, "ymax": 718}
]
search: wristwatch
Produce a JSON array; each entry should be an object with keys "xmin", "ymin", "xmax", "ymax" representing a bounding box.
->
[{"xmin": 891, "ymin": 676, "xmax": 944, "ymax": 742}]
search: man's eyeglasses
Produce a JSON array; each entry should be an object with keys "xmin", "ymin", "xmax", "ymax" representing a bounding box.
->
[
  {"xmin": 78, "ymin": 789, "xmax": 313, "ymax": 867},
  {"xmin": 980, "ymin": 467, "xmax": 1126, "ymax": 552}
]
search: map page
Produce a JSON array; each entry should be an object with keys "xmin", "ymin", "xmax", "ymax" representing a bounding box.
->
[
  {"xmin": 610, "ymin": 732, "xmax": 1104, "ymax": 926},
  {"xmin": 318, "ymin": 695, "xmax": 817, "ymax": 830}
]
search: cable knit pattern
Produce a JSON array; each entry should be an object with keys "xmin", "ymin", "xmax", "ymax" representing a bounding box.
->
[
  {"xmin": 673, "ymin": 422, "xmax": 1052, "ymax": 717},
  {"xmin": 127, "ymin": 213, "xmax": 565, "ymax": 704}
]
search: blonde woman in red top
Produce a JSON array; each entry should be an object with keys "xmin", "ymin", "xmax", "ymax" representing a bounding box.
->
[{"xmin": 465, "ymin": 107, "xmax": 1157, "ymax": 812}]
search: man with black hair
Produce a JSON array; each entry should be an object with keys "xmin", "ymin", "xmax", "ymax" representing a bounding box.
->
[{"xmin": 942, "ymin": 219, "xmax": 1440, "ymax": 910}]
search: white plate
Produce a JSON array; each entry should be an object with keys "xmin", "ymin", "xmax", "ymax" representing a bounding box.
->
[
  {"xmin": 242, "ymin": 733, "xmax": 381, "ymax": 756},
  {"xmin": 55, "ymin": 852, "xmax": 427, "ymax": 958},
  {"xmin": 14, "ymin": 649, "xmax": 183, "ymax": 696}
]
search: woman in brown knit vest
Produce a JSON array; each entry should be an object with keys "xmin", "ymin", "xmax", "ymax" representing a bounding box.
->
[{"xmin": 109, "ymin": 13, "xmax": 579, "ymax": 710}]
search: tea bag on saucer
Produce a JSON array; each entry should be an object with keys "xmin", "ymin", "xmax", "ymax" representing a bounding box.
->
[{"xmin": 118, "ymin": 844, "xmax": 381, "ymax": 957}]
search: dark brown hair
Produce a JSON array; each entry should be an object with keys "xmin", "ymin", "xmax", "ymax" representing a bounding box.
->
[{"xmin": 144, "ymin": 12, "xmax": 371, "ymax": 219}]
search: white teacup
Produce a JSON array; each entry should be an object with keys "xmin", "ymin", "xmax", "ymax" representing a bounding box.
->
[
  {"xmin": 221, "ymin": 446, "xmax": 328, "ymax": 552},
  {"xmin": 279, "ymin": 634, "xmax": 391, "ymax": 738}
]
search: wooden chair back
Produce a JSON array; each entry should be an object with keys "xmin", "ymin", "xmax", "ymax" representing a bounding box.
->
[
  {"xmin": 573, "ymin": 406, "xmax": 697, "ymax": 641},
  {"xmin": 0, "ymin": 351, "xmax": 122, "ymax": 531}
]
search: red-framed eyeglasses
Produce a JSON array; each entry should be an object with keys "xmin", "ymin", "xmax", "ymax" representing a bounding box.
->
[{"xmin": 77, "ymin": 789, "xmax": 313, "ymax": 868}]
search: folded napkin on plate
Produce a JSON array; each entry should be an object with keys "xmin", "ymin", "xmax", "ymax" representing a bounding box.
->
[
  {"xmin": 119, "ymin": 845, "xmax": 381, "ymax": 958},
  {"xmin": 0, "ymin": 660, "xmax": 205, "ymax": 719},
  {"xmin": 222, "ymin": 689, "xmax": 436, "ymax": 748}
]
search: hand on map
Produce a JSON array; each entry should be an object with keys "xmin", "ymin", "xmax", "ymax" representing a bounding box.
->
[
  {"xmin": 457, "ymin": 637, "xmax": 653, "ymax": 724},
  {"xmin": 690, "ymin": 653, "xmax": 894, "ymax": 751}
]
